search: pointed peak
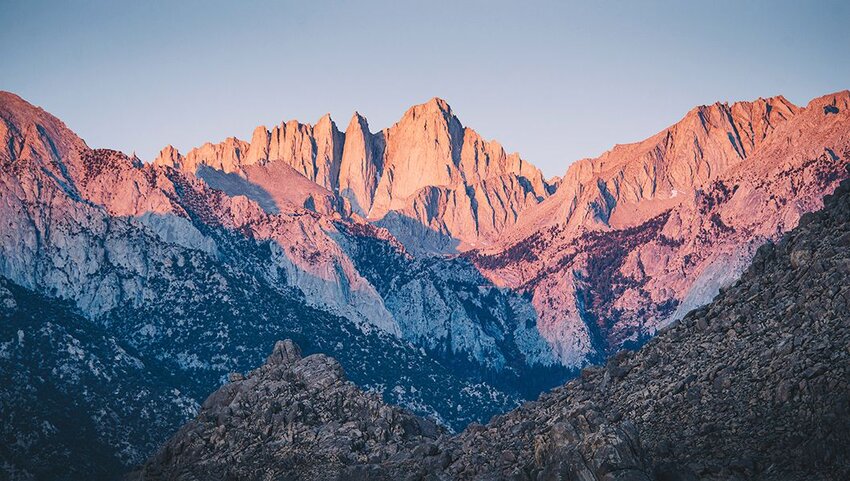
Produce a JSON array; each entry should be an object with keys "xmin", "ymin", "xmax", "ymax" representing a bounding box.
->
[
  {"xmin": 346, "ymin": 111, "xmax": 370, "ymax": 132},
  {"xmin": 158, "ymin": 144, "xmax": 180, "ymax": 156},
  {"xmin": 153, "ymin": 144, "xmax": 182, "ymax": 167},
  {"xmin": 423, "ymin": 96, "xmax": 452, "ymax": 114},
  {"xmin": 312, "ymin": 113, "xmax": 340, "ymax": 134},
  {"xmin": 805, "ymin": 89, "xmax": 850, "ymax": 110},
  {"xmin": 404, "ymin": 96, "xmax": 452, "ymax": 114},
  {"xmin": 129, "ymin": 151, "xmax": 142, "ymax": 167},
  {"xmin": 250, "ymin": 125, "xmax": 270, "ymax": 144},
  {"xmin": 266, "ymin": 339, "xmax": 302, "ymax": 367},
  {"xmin": 683, "ymin": 102, "xmax": 722, "ymax": 119},
  {"xmin": 400, "ymin": 97, "xmax": 455, "ymax": 124},
  {"xmin": 427, "ymin": 96, "xmax": 450, "ymax": 108}
]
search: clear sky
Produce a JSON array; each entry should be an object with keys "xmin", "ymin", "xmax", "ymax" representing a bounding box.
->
[{"xmin": 1, "ymin": 0, "xmax": 848, "ymax": 178}]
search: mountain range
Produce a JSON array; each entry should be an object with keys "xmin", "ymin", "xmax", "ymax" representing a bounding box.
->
[
  {"xmin": 0, "ymin": 89, "xmax": 848, "ymax": 480},
  {"xmin": 142, "ymin": 163, "xmax": 850, "ymax": 480}
]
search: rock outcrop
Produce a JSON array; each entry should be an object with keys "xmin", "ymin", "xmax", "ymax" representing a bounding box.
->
[
  {"xmin": 142, "ymin": 338, "xmax": 652, "ymax": 481},
  {"xmin": 339, "ymin": 112, "xmax": 383, "ymax": 216},
  {"xmin": 141, "ymin": 340, "xmax": 444, "ymax": 481},
  {"xmin": 144, "ymin": 168, "xmax": 850, "ymax": 480}
]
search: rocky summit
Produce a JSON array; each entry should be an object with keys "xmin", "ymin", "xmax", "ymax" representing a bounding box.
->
[
  {"xmin": 142, "ymin": 169, "xmax": 850, "ymax": 480},
  {"xmin": 140, "ymin": 339, "xmax": 443, "ymax": 481}
]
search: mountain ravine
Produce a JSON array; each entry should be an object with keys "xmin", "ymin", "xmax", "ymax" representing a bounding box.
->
[{"xmin": 0, "ymin": 89, "xmax": 848, "ymax": 480}]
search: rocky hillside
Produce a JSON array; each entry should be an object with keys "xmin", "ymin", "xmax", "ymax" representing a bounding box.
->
[
  {"xmin": 471, "ymin": 91, "xmax": 850, "ymax": 365},
  {"xmin": 143, "ymin": 167, "xmax": 850, "ymax": 480},
  {"xmin": 140, "ymin": 337, "xmax": 652, "ymax": 481},
  {"xmin": 0, "ymin": 277, "xmax": 196, "ymax": 481},
  {"xmin": 140, "ymin": 340, "xmax": 445, "ymax": 481}
]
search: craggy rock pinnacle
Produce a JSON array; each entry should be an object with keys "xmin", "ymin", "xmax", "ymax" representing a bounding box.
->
[
  {"xmin": 140, "ymin": 340, "xmax": 443, "ymax": 481},
  {"xmin": 267, "ymin": 339, "xmax": 303, "ymax": 366}
]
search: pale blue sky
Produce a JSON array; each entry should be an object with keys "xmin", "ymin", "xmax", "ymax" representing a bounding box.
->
[{"xmin": 1, "ymin": 0, "xmax": 848, "ymax": 177}]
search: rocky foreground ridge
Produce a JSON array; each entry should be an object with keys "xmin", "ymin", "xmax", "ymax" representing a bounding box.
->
[{"xmin": 143, "ymin": 168, "xmax": 850, "ymax": 480}]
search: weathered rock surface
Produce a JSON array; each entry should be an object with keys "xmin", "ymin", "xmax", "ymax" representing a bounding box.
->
[
  {"xmin": 142, "ymin": 338, "xmax": 652, "ymax": 481},
  {"xmin": 154, "ymin": 97, "xmax": 555, "ymax": 252},
  {"xmin": 471, "ymin": 91, "xmax": 850, "ymax": 365},
  {"xmin": 144, "ymin": 168, "xmax": 850, "ymax": 480},
  {"xmin": 141, "ymin": 340, "xmax": 444, "ymax": 481}
]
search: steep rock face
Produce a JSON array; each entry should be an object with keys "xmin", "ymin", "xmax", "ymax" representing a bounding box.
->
[
  {"xmin": 0, "ymin": 90, "xmax": 561, "ymax": 377},
  {"xmin": 145, "ymin": 171, "xmax": 850, "ymax": 480},
  {"xmin": 371, "ymin": 98, "xmax": 552, "ymax": 252},
  {"xmin": 195, "ymin": 162, "xmax": 347, "ymax": 217},
  {"xmin": 339, "ymin": 112, "xmax": 383, "ymax": 216},
  {"xmin": 0, "ymin": 91, "xmax": 397, "ymax": 333},
  {"xmin": 154, "ymin": 114, "xmax": 345, "ymax": 191},
  {"xmin": 506, "ymin": 95, "xmax": 799, "ymax": 238},
  {"xmin": 375, "ymin": 170, "xmax": 550, "ymax": 254},
  {"xmin": 154, "ymin": 97, "xmax": 554, "ymax": 252},
  {"xmin": 334, "ymin": 223, "xmax": 559, "ymax": 374},
  {"xmin": 472, "ymin": 91, "xmax": 850, "ymax": 366}
]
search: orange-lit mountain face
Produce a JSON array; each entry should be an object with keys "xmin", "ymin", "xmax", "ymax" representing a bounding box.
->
[
  {"xmin": 470, "ymin": 92, "xmax": 850, "ymax": 363},
  {"xmin": 156, "ymin": 90, "xmax": 849, "ymax": 364},
  {"xmin": 4, "ymin": 90, "xmax": 850, "ymax": 366},
  {"xmin": 152, "ymin": 97, "xmax": 555, "ymax": 254},
  {"xmin": 1, "ymin": 89, "xmax": 848, "ymax": 477}
]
